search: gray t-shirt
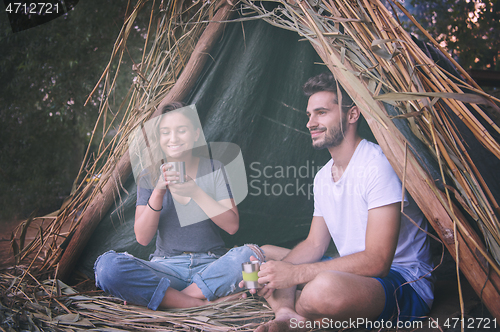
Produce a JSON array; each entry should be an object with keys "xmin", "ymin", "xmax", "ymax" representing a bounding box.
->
[{"xmin": 137, "ymin": 158, "xmax": 232, "ymax": 257}]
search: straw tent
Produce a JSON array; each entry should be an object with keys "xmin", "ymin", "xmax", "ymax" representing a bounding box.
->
[{"xmin": 4, "ymin": 0, "xmax": 500, "ymax": 330}]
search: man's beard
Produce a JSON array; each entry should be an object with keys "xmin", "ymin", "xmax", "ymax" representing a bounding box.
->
[{"xmin": 312, "ymin": 117, "xmax": 347, "ymax": 150}]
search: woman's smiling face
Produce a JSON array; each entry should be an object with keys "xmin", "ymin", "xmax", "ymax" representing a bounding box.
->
[{"xmin": 158, "ymin": 111, "xmax": 200, "ymax": 161}]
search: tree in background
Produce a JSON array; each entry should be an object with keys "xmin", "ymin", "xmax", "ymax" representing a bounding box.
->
[
  {"xmin": 0, "ymin": 0, "xmax": 148, "ymax": 221},
  {"xmin": 407, "ymin": 0, "xmax": 499, "ymax": 71}
]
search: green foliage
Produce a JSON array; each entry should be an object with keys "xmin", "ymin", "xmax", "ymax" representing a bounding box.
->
[
  {"xmin": 0, "ymin": 0, "xmax": 149, "ymax": 221},
  {"xmin": 407, "ymin": 0, "xmax": 500, "ymax": 70}
]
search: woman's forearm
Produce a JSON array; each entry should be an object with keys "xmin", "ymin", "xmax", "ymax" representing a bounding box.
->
[
  {"xmin": 191, "ymin": 189, "xmax": 239, "ymax": 235},
  {"xmin": 134, "ymin": 188, "xmax": 165, "ymax": 245}
]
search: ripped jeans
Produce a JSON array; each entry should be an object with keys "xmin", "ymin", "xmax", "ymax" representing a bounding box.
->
[{"xmin": 94, "ymin": 245, "xmax": 263, "ymax": 310}]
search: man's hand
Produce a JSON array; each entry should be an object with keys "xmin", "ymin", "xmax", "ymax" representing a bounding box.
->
[
  {"xmin": 258, "ymin": 261, "xmax": 297, "ymax": 290},
  {"xmin": 238, "ymin": 280, "xmax": 276, "ymax": 299},
  {"xmin": 238, "ymin": 256, "xmax": 275, "ymax": 299},
  {"xmin": 250, "ymin": 260, "xmax": 298, "ymax": 299}
]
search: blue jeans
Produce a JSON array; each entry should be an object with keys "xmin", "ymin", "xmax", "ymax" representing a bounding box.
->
[{"xmin": 94, "ymin": 245, "xmax": 261, "ymax": 310}]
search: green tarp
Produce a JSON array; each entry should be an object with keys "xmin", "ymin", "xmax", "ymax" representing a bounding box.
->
[
  {"xmin": 78, "ymin": 12, "xmax": 500, "ymax": 277},
  {"xmin": 78, "ymin": 18, "xmax": 336, "ymax": 277}
]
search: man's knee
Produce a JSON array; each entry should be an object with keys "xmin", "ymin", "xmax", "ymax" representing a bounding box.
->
[
  {"xmin": 260, "ymin": 244, "xmax": 290, "ymax": 261},
  {"xmin": 296, "ymin": 271, "xmax": 346, "ymax": 317}
]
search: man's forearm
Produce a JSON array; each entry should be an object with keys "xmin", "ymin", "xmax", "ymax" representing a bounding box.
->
[
  {"xmin": 290, "ymin": 250, "xmax": 391, "ymax": 286},
  {"xmin": 285, "ymin": 204, "xmax": 400, "ymax": 285},
  {"xmin": 282, "ymin": 237, "xmax": 328, "ymax": 265},
  {"xmin": 257, "ymin": 236, "xmax": 330, "ymax": 290},
  {"xmin": 276, "ymin": 237, "xmax": 330, "ymax": 287}
]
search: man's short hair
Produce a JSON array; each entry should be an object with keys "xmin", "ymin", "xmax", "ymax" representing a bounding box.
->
[{"xmin": 302, "ymin": 72, "xmax": 354, "ymax": 112}]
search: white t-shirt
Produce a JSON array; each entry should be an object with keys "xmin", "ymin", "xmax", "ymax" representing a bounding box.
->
[{"xmin": 313, "ymin": 139, "xmax": 434, "ymax": 308}]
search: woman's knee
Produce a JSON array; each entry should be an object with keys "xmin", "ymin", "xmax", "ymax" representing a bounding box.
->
[
  {"xmin": 196, "ymin": 245, "xmax": 264, "ymax": 298},
  {"xmin": 94, "ymin": 251, "xmax": 132, "ymax": 290},
  {"xmin": 224, "ymin": 244, "xmax": 264, "ymax": 263}
]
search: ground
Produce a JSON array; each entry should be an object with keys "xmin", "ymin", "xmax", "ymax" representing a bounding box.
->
[
  {"xmin": 0, "ymin": 219, "xmax": 497, "ymax": 331},
  {"xmin": 0, "ymin": 218, "xmax": 21, "ymax": 268}
]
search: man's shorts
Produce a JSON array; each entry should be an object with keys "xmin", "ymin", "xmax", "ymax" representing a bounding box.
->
[{"xmin": 374, "ymin": 269, "xmax": 430, "ymax": 322}]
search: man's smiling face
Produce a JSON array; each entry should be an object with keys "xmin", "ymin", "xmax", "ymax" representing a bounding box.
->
[{"xmin": 306, "ymin": 91, "xmax": 348, "ymax": 150}]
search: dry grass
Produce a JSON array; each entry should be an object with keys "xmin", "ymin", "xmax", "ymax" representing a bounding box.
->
[{"xmin": 0, "ymin": 266, "xmax": 273, "ymax": 331}]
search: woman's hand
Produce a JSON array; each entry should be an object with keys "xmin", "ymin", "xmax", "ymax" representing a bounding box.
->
[
  {"xmin": 158, "ymin": 162, "xmax": 239, "ymax": 235},
  {"xmin": 158, "ymin": 163, "xmax": 200, "ymax": 197},
  {"xmin": 168, "ymin": 175, "xmax": 201, "ymax": 197},
  {"xmin": 156, "ymin": 164, "xmax": 187, "ymax": 191},
  {"xmin": 155, "ymin": 164, "xmax": 169, "ymax": 191}
]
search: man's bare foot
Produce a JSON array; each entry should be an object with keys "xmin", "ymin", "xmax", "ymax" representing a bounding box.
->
[{"xmin": 256, "ymin": 308, "xmax": 307, "ymax": 332}]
